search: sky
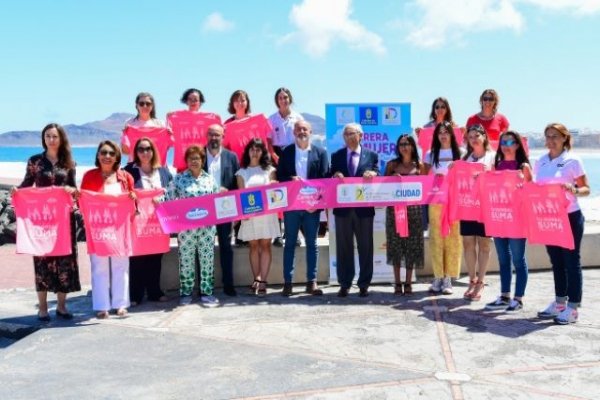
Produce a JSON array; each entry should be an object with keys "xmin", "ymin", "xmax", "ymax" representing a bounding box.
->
[{"xmin": 1, "ymin": 0, "xmax": 599, "ymax": 134}]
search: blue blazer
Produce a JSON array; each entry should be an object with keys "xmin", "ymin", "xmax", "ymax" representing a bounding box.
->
[
  {"xmin": 330, "ymin": 146, "xmax": 379, "ymax": 218},
  {"xmin": 124, "ymin": 162, "xmax": 173, "ymax": 189},
  {"xmin": 202, "ymin": 148, "xmax": 240, "ymax": 191},
  {"xmin": 276, "ymin": 144, "xmax": 329, "ymax": 182}
]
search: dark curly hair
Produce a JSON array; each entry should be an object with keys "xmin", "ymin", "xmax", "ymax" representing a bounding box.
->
[{"xmin": 241, "ymin": 138, "xmax": 271, "ymax": 169}]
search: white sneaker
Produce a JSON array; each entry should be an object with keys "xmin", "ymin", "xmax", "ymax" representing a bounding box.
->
[
  {"xmin": 441, "ymin": 277, "xmax": 453, "ymax": 295},
  {"xmin": 179, "ymin": 295, "xmax": 193, "ymax": 306},
  {"xmin": 485, "ymin": 296, "xmax": 510, "ymax": 311},
  {"xmin": 554, "ymin": 306, "xmax": 578, "ymax": 325},
  {"xmin": 200, "ymin": 295, "xmax": 220, "ymax": 308},
  {"xmin": 505, "ymin": 299, "xmax": 523, "ymax": 312},
  {"xmin": 429, "ymin": 278, "xmax": 443, "ymax": 293},
  {"xmin": 537, "ymin": 301, "xmax": 566, "ymax": 319}
]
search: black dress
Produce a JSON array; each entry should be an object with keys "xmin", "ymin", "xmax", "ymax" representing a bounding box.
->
[{"xmin": 19, "ymin": 153, "xmax": 81, "ymax": 293}]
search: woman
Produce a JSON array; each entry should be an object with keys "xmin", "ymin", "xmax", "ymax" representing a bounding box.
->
[
  {"xmin": 424, "ymin": 121, "xmax": 464, "ymax": 295},
  {"xmin": 268, "ymin": 87, "xmax": 304, "ymax": 163},
  {"xmin": 385, "ymin": 135, "xmax": 425, "ymax": 296},
  {"xmin": 465, "ymin": 89, "xmax": 509, "ymax": 141},
  {"xmin": 415, "ymin": 97, "xmax": 455, "ymax": 133},
  {"xmin": 81, "ymin": 140, "xmax": 135, "ymax": 319},
  {"xmin": 235, "ymin": 138, "xmax": 279, "ymax": 296},
  {"xmin": 122, "ymin": 92, "xmax": 167, "ymax": 155},
  {"xmin": 13, "ymin": 123, "xmax": 80, "ymax": 321},
  {"xmin": 166, "ymin": 145, "xmax": 219, "ymax": 307},
  {"xmin": 124, "ymin": 137, "xmax": 173, "ymax": 306},
  {"xmin": 267, "ymin": 88, "xmax": 304, "ymax": 247},
  {"xmin": 181, "ymin": 88, "xmax": 206, "ymax": 113},
  {"xmin": 534, "ymin": 123, "xmax": 590, "ymax": 325},
  {"xmin": 485, "ymin": 131, "xmax": 532, "ymax": 312},
  {"xmin": 460, "ymin": 124, "xmax": 496, "ymax": 301}
]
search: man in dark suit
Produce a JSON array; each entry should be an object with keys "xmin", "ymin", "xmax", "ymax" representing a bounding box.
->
[
  {"xmin": 204, "ymin": 124, "xmax": 240, "ymax": 296},
  {"xmin": 330, "ymin": 122, "xmax": 379, "ymax": 297},
  {"xmin": 277, "ymin": 120, "xmax": 330, "ymax": 296}
]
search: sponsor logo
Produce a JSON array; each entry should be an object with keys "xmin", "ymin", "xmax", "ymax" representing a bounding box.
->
[
  {"xmin": 359, "ymin": 107, "xmax": 378, "ymax": 125},
  {"xmin": 186, "ymin": 208, "xmax": 209, "ymax": 220}
]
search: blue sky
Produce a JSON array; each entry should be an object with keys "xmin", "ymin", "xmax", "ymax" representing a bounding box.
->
[{"xmin": 1, "ymin": 0, "xmax": 599, "ymax": 133}]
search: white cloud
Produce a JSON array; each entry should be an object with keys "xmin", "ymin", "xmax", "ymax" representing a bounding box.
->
[
  {"xmin": 202, "ymin": 12, "xmax": 234, "ymax": 33},
  {"xmin": 406, "ymin": 0, "xmax": 524, "ymax": 49},
  {"xmin": 281, "ymin": 0, "xmax": 386, "ymax": 57},
  {"xmin": 402, "ymin": 0, "xmax": 600, "ymax": 49}
]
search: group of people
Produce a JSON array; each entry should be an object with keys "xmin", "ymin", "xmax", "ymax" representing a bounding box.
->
[{"xmin": 12, "ymin": 88, "xmax": 590, "ymax": 326}]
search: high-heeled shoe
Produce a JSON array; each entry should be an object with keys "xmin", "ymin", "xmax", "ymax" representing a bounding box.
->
[
  {"xmin": 463, "ymin": 280, "xmax": 477, "ymax": 299},
  {"xmin": 470, "ymin": 281, "xmax": 485, "ymax": 301},
  {"xmin": 257, "ymin": 281, "xmax": 267, "ymax": 297},
  {"xmin": 249, "ymin": 279, "xmax": 259, "ymax": 295}
]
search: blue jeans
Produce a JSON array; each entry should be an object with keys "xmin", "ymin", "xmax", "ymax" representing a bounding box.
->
[
  {"xmin": 545, "ymin": 210, "xmax": 585, "ymax": 308},
  {"xmin": 283, "ymin": 210, "xmax": 321, "ymax": 283},
  {"xmin": 493, "ymin": 237, "xmax": 528, "ymax": 298}
]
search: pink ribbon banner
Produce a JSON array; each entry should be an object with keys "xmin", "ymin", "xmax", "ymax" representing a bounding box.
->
[
  {"xmin": 13, "ymin": 186, "xmax": 74, "ymax": 256},
  {"xmin": 156, "ymin": 176, "xmax": 441, "ymax": 233}
]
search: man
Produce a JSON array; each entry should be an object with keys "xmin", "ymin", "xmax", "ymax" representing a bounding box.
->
[
  {"xmin": 204, "ymin": 124, "xmax": 240, "ymax": 296},
  {"xmin": 330, "ymin": 123, "xmax": 379, "ymax": 297},
  {"xmin": 277, "ymin": 121, "xmax": 330, "ymax": 296}
]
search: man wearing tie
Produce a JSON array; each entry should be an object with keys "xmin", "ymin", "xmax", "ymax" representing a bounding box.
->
[
  {"xmin": 330, "ymin": 123, "xmax": 379, "ymax": 297},
  {"xmin": 277, "ymin": 120, "xmax": 330, "ymax": 296},
  {"xmin": 204, "ymin": 124, "xmax": 240, "ymax": 296}
]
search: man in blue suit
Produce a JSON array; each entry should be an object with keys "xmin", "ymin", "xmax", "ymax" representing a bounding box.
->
[
  {"xmin": 204, "ymin": 124, "xmax": 240, "ymax": 296},
  {"xmin": 330, "ymin": 123, "xmax": 379, "ymax": 297},
  {"xmin": 277, "ymin": 120, "xmax": 330, "ymax": 296}
]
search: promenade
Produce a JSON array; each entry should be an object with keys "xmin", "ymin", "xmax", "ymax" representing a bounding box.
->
[{"xmin": 1, "ymin": 242, "xmax": 599, "ymax": 399}]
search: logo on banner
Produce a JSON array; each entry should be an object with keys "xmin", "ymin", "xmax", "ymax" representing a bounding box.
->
[
  {"xmin": 336, "ymin": 107, "xmax": 355, "ymax": 125},
  {"xmin": 382, "ymin": 107, "xmax": 401, "ymax": 125},
  {"xmin": 240, "ymin": 191, "xmax": 264, "ymax": 215},
  {"xmin": 214, "ymin": 195, "xmax": 238, "ymax": 219},
  {"xmin": 266, "ymin": 187, "xmax": 288, "ymax": 210},
  {"xmin": 186, "ymin": 208, "xmax": 209, "ymax": 220},
  {"xmin": 359, "ymin": 107, "xmax": 378, "ymax": 125}
]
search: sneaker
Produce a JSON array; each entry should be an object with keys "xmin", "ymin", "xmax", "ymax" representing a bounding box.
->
[
  {"xmin": 485, "ymin": 296, "xmax": 510, "ymax": 310},
  {"xmin": 554, "ymin": 306, "xmax": 578, "ymax": 325},
  {"xmin": 272, "ymin": 237, "xmax": 284, "ymax": 247},
  {"xmin": 441, "ymin": 277, "xmax": 453, "ymax": 295},
  {"xmin": 429, "ymin": 278, "xmax": 442, "ymax": 293},
  {"xmin": 505, "ymin": 299, "xmax": 523, "ymax": 312},
  {"xmin": 200, "ymin": 295, "xmax": 220, "ymax": 308},
  {"xmin": 179, "ymin": 295, "xmax": 193, "ymax": 306},
  {"xmin": 537, "ymin": 301, "xmax": 566, "ymax": 319}
]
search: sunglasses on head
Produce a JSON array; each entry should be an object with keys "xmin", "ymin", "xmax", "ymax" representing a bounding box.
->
[
  {"xmin": 500, "ymin": 139, "xmax": 516, "ymax": 146},
  {"xmin": 138, "ymin": 101, "xmax": 153, "ymax": 107},
  {"xmin": 482, "ymin": 96, "xmax": 494, "ymax": 102},
  {"xmin": 100, "ymin": 150, "xmax": 116, "ymax": 157},
  {"xmin": 136, "ymin": 146, "xmax": 153, "ymax": 153}
]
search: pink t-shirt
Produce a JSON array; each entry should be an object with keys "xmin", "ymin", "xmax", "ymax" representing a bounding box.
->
[
  {"xmin": 223, "ymin": 114, "xmax": 272, "ymax": 162},
  {"xmin": 465, "ymin": 113, "xmax": 509, "ymax": 141},
  {"xmin": 131, "ymin": 188, "xmax": 170, "ymax": 256},
  {"xmin": 122, "ymin": 126, "xmax": 173, "ymax": 165},
  {"xmin": 167, "ymin": 110, "xmax": 222, "ymax": 170},
  {"xmin": 13, "ymin": 187, "xmax": 74, "ymax": 256}
]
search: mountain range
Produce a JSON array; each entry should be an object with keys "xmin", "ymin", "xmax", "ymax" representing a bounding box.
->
[{"xmin": 0, "ymin": 113, "xmax": 326, "ymax": 146}]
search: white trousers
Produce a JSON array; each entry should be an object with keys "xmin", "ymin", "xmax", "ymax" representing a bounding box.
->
[{"xmin": 90, "ymin": 255, "xmax": 130, "ymax": 311}]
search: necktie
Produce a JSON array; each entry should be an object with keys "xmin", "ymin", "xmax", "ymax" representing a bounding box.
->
[{"xmin": 348, "ymin": 151, "xmax": 358, "ymax": 176}]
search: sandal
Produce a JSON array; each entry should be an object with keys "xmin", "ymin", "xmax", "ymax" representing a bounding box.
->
[
  {"xmin": 403, "ymin": 283, "xmax": 413, "ymax": 296},
  {"xmin": 470, "ymin": 281, "xmax": 485, "ymax": 301},
  {"xmin": 249, "ymin": 279, "xmax": 259, "ymax": 295},
  {"xmin": 394, "ymin": 283, "xmax": 403, "ymax": 296},
  {"xmin": 463, "ymin": 280, "xmax": 477, "ymax": 299},
  {"xmin": 257, "ymin": 281, "xmax": 267, "ymax": 297},
  {"xmin": 96, "ymin": 311, "xmax": 109, "ymax": 319},
  {"xmin": 116, "ymin": 308, "xmax": 129, "ymax": 318}
]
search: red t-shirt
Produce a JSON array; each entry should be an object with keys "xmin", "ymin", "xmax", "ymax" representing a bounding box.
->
[{"xmin": 465, "ymin": 113, "xmax": 509, "ymax": 141}]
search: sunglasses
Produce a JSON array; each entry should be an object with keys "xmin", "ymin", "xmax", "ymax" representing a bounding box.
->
[
  {"xmin": 482, "ymin": 96, "xmax": 495, "ymax": 102},
  {"xmin": 136, "ymin": 146, "xmax": 153, "ymax": 153},
  {"xmin": 500, "ymin": 139, "xmax": 516, "ymax": 146},
  {"xmin": 99, "ymin": 150, "xmax": 116, "ymax": 157},
  {"xmin": 138, "ymin": 101, "xmax": 153, "ymax": 107},
  {"xmin": 435, "ymin": 105, "xmax": 446, "ymax": 110}
]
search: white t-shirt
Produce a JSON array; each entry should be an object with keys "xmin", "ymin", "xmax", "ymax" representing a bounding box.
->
[
  {"xmin": 534, "ymin": 150, "xmax": 586, "ymax": 213},
  {"xmin": 295, "ymin": 145, "xmax": 311, "ymax": 180},
  {"xmin": 465, "ymin": 150, "xmax": 495, "ymax": 170},
  {"xmin": 267, "ymin": 110, "xmax": 303, "ymax": 147},
  {"xmin": 425, "ymin": 148, "xmax": 460, "ymax": 176}
]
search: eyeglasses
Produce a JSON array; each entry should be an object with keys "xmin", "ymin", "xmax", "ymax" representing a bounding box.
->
[
  {"xmin": 343, "ymin": 131, "xmax": 359, "ymax": 137},
  {"xmin": 136, "ymin": 146, "xmax": 153, "ymax": 153},
  {"xmin": 435, "ymin": 105, "xmax": 446, "ymax": 110},
  {"xmin": 482, "ymin": 96, "xmax": 495, "ymax": 102},
  {"xmin": 99, "ymin": 150, "xmax": 116, "ymax": 157},
  {"xmin": 500, "ymin": 139, "xmax": 516, "ymax": 146},
  {"xmin": 138, "ymin": 101, "xmax": 153, "ymax": 107}
]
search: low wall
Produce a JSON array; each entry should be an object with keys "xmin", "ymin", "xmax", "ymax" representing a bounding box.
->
[{"xmin": 160, "ymin": 227, "xmax": 600, "ymax": 291}]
